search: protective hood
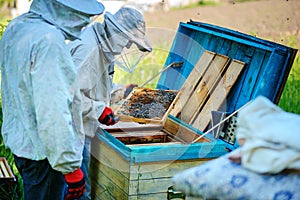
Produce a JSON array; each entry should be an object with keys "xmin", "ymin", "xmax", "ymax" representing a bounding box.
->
[
  {"xmin": 29, "ymin": 0, "xmax": 103, "ymax": 40},
  {"xmin": 104, "ymin": 7, "xmax": 152, "ymax": 52},
  {"xmin": 57, "ymin": 0, "xmax": 104, "ymax": 15}
]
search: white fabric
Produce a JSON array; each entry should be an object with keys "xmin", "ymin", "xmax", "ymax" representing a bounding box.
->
[
  {"xmin": 237, "ymin": 96, "xmax": 300, "ymax": 174},
  {"xmin": 172, "ymin": 150, "xmax": 300, "ymax": 199},
  {"xmin": 68, "ymin": 23, "xmax": 115, "ymax": 138},
  {"xmin": 30, "ymin": 0, "xmax": 91, "ymax": 40},
  {"xmin": 0, "ymin": 0, "xmax": 89, "ymax": 174},
  {"xmin": 68, "ymin": 7, "xmax": 151, "ymax": 138}
]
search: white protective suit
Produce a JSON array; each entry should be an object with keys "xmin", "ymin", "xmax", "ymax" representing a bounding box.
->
[
  {"xmin": 0, "ymin": 0, "xmax": 103, "ymax": 174},
  {"xmin": 68, "ymin": 7, "xmax": 152, "ymax": 138}
]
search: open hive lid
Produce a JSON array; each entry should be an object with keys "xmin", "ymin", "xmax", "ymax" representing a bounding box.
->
[
  {"xmin": 156, "ymin": 20, "xmax": 297, "ymax": 149},
  {"xmin": 157, "ymin": 21, "xmax": 297, "ymax": 105}
]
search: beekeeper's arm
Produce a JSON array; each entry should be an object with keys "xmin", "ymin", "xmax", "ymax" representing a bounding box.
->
[{"xmin": 70, "ymin": 42, "xmax": 116, "ymax": 126}]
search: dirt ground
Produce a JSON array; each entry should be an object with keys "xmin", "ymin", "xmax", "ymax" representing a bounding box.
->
[{"xmin": 143, "ymin": 0, "xmax": 300, "ymax": 51}]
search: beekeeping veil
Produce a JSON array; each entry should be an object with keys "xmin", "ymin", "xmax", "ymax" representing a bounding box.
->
[
  {"xmin": 29, "ymin": 0, "xmax": 104, "ymax": 40},
  {"xmin": 103, "ymin": 6, "xmax": 152, "ymax": 73}
]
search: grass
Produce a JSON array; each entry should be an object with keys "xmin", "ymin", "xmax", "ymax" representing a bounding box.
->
[
  {"xmin": 113, "ymin": 44, "xmax": 170, "ymax": 88},
  {"xmin": 277, "ymin": 35, "xmax": 300, "ymax": 113}
]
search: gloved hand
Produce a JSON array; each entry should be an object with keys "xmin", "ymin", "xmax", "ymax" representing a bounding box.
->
[
  {"xmin": 64, "ymin": 168, "xmax": 86, "ymax": 200},
  {"xmin": 98, "ymin": 106, "xmax": 118, "ymax": 126}
]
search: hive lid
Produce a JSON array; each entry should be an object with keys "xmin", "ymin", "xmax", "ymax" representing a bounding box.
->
[
  {"xmin": 157, "ymin": 21, "xmax": 297, "ymax": 108},
  {"xmin": 157, "ymin": 20, "xmax": 297, "ymax": 149}
]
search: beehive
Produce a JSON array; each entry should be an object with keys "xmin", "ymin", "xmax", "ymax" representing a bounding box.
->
[{"xmin": 90, "ymin": 21, "xmax": 297, "ymax": 200}]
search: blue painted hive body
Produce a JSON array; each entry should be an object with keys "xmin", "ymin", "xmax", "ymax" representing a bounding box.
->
[
  {"xmin": 157, "ymin": 21, "xmax": 297, "ymax": 111},
  {"xmin": 91, "ymin": 21, "xmax": 297, "ymax": 200}
]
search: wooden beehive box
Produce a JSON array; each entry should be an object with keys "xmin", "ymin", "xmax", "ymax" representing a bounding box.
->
[
  {"xmin": 90, "ymin": 21, "xmax": 297, "ymax": 200},
  {"xmin": 90, "ymin": 51, "xmax": 246, "ymax": 200}
]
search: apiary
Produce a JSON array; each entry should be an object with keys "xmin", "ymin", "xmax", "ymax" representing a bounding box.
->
[{"xmin": 90, "ymin": 21, "xmax": 297, "ymax": 200}]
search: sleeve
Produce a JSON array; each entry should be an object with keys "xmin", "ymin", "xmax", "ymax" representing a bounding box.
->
[
  {"xmin": 31, "ymin": 35, "xmax": 83, "ymax": 174},
  {"xmin": 69, "ymin": 37, "xmax": 108, "ymax": 122}
]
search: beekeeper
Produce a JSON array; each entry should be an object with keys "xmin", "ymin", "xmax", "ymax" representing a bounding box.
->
[
  {"xmin": 68, "ymin": 6, "xmax": 152, "ymax": 199},
  {"xmin": 0, "ymin": 0, "xmax": 104, "ymax": 199}
]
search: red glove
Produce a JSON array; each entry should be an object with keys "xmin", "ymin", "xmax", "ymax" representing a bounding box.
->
[
  {"xmin": 98, "ymin": 107, "xmax": 117, "ymax": 126},
  {"xmin": 64, "ymin": 168, "xmax": 86, "ymax": 200}
]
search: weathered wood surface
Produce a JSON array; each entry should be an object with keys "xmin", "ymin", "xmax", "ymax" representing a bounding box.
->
[
  {"xmin": 100, "ymin": 121, "xmax": 163, "ymax": 132},
  {"xmin": 169, "ymin": 50, "xmax": 215, "ymax": 118},
  {"xmin": 180, "ymin": 54, "xmax": 230, "ymax": 123},
  {"xmin": 163, "ymin": 117, "xmax": 209, "ymax": 143},
  {"xmin": 112, "ymin": 131, "xmax": 167, "ymax": 144},
  {"xmin": 157, "ymin": 21, "xmax": 297, "ymax": 111},
  {"xmin": 90, "ymin": 143, "xmax": 210, "ymax": 199},
  {"xmin": 0, "ymin": 157, "xmax": 14, "ymax": 178},
  {"xmin": 117, "ymin": 115, "xmax": 163, "ymax": 125},
  {"xmin": 191, "ymin": 59, "xmax": 245, "ymax": 131}
]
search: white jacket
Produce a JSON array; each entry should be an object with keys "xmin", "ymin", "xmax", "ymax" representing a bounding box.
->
[
  {"xmin": 69, "ymin": 23, "xmax": 117, "ymax": 138},
  {"xmin": 0, "ymin": 0, "xmax": 88, "ymax": 174}
]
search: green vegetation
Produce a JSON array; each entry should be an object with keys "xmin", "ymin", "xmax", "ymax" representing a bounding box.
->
[
  {"xmin": 170, "ymin": 0, "xmax": 219, "ymax": 10},
  {"xmin": 113, "ymin": 45, "xmax": 170, "ymax": 88},
  {"xmin": 0, "ymin": 21, "xmax": 7, "ymax": 37},
  {"xmin": 279, "ymin": 54, "xmax": 300, "ymax": 114},
  {"xmin": 0, "ymin": 3, "xmax": 299, "ymax": 198},
  {"xmin": 278, "ymin": 36, "xmax": 300, "ymax": 114}
]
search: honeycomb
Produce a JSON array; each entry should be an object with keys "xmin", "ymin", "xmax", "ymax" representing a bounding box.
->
[{"xmin": 116, "ymin": 88, "xmax": 177, "ymax": 119}]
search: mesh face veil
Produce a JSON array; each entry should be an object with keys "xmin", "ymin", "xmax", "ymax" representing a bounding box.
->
[{"xmin": 114, "ymin": 44, "xmax": 149, "ymax": 73}]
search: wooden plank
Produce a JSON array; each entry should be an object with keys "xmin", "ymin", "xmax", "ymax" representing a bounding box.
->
[
  {"xmin": 191, "ymin": 60, "xmax": 246, "ymax": 131},
  {"xmin": 129, "ymin": 177, "xmax": 172, "ymax": 195},
  {"xmin": 163, "ymin": 117, "xmax": 209, "ymax": 143},
  {"xmin": 91, "ymin": 185, "xmax": 113, "ymax": 200},
  {"xmin": 0, "ymin": 159, "xmax": 10, "ymax": 178},
  {"xmin": 92, "ymin": 168, "xmax": 129, "ymax": 200},
  {"xmin": 168, "ymin": 51, "xmax": 215, "ymax": 118},
  {"xmin": 180, "ymin": 54, "xmax": 230, "ymax": 123},
  {"xmin": 0, "ymin": 165, "xmax": 4, "ymax": 178},
  {"xmin": 126, "ymin": 142, "xmax": 181, "ymax": 147},
  {"xmin": 111, "ymin": 131, "xmax": 167, "ymax": 138},
  {"xmin": 117, "ymin": 115, "xmax": 162, "ymax": 125},
  {"xmin": 90, "ymin": 157, "xmax": 211, "ymax": 198},
  {"xmin": 113, "ymin": 131, "xmax": 167, "ymax": 145},
  {"xmin": 128, "ymin": 193, "xmax": 167, "ymax": 200},
  {"xmin": 129, "ymin": 159, "xmax": 210, "ymax": 180},
  {"xmin": 101, "ymin": 121, "xmax": 163, "ymax": 133},
  {"xmin": 91, "ymin": 138, "xmax": 130, "ymax": 175},
  {"xmin": 90, "ymin": 156, "xmax": 130, "ymax": 194}
]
